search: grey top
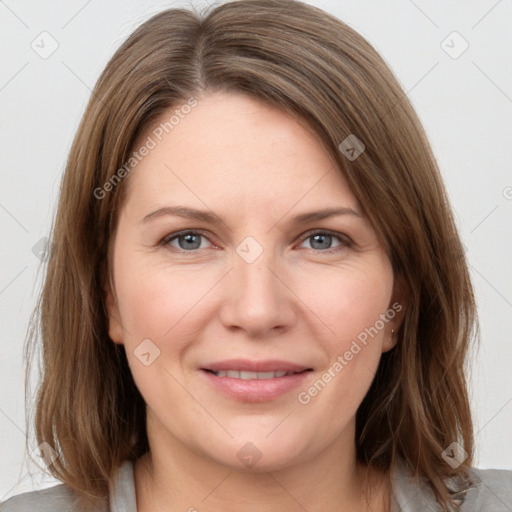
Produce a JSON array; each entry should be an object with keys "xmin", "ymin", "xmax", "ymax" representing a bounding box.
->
[{"xmin": 2, "ymin": 458, "xmax": 512, "ymax": 511}]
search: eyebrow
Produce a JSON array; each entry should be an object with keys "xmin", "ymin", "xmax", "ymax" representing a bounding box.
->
[{"xmin": 141, "ymin": 205, "xmax": 363, "ymax": 225}]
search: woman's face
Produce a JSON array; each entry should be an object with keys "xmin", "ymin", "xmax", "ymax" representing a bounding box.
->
[{"xmin": 107, "ymin": 91, "xmax": 404, "ymax": 471}]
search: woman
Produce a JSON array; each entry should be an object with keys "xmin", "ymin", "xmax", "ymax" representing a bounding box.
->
[{"xmin": 3, "ymin": 0, "xmax": 511, "ymax": 511}]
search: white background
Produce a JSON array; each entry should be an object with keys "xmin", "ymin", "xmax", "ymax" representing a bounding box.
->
[{"xmin": 1, "ymin": 0, "xmax": 511, "ymax": 499}]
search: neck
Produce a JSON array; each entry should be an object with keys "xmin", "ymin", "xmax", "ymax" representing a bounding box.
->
[{"xmin": 134, "ymin": 417, "xmax": 390, "ymax": 512}]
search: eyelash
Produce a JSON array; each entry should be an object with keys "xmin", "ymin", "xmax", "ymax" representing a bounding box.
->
[{"xmin": 160, "ymin": 229, "xmax": 352, "ymax": 254}]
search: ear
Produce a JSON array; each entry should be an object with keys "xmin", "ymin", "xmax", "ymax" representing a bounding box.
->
[
  {"xmin": 382, "ymin": 274, "xmax": 408, "ymax": 353},
  {"xmin": 104, "ymin": 282, "xmax": 124, "ymax": 345}
]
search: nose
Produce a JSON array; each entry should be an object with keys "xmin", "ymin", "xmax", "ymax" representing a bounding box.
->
[{"xmin": 219, "ymin": 248, "xmax": 297, "ymax": 338}]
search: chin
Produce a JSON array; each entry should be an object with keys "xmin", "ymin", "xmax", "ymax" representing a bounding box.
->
[{"xmin": 197, "ymin": 431, "xmax": 312, "ymax": 473}]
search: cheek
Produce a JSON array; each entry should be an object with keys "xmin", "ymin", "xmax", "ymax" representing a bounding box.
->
[
  {"xmin": 115, "ymin": 250, "xmax": 394, "ymax": 350},
  {"xmin": 294, "ymin": 264, "xmax": 393, "ymax": 417},
  {"xmin": 297, "ymin": 261, "xmax": 393, "ymax": 344},
  {"xmin": 113, "ymin": 259, "xmax": 216, "ymax": 399},
  {"xmin": 296, "ymin": 263, "xmax": 393, "ymax": 392},
  {"xmin": 113, "ymin": 251, "xmax": 220, "ymax": 346}
]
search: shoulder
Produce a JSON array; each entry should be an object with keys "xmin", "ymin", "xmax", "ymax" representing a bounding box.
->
[
  {"xmin": 392, "ymin": 459, "xmax": 512, "ymax": 511},
  {"xmin": 0, "ymin": 461, "xmax": 134, "ymax": 512},
  {"xmin": 462, "ymin": 466, "xmax": 512, "ymax": 510},
  {"xmin": 0, "ymin": 484, "xmax": 106, "ymax": 512}
]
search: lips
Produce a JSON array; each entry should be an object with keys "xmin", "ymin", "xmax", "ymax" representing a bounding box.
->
[
  {"xmin": 200, "ymin": 359, "xmax": 313, "ymax": 402},
  {"xmin": 210, "ymin": 370, "xmax": 293, "ymax": 379},
  {"xmin": 202, "ymin": 359, "xmax": 311, "ymax": 374}
]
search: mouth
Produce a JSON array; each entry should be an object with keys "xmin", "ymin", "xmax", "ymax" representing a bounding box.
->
[
  {"xmin": 203, "ymin": 369, "xmax": 307, "ymax": 379},
  {"xmin": 200, "ymin": 360, "xmax": 313, "ymax": 402},
  {"xmin": 201, "ymin": 359, "xmax": 312, "ymax": 374}
]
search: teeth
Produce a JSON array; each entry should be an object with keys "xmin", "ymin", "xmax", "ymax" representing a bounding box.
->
[{"xmin": 213, "ymin": 370, "xmax": 292, "ymax": 379}]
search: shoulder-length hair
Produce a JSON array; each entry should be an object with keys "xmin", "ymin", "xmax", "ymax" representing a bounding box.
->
[{"xmin": 26, "ymin": 0, "xmax": 477, "ymax": 509}]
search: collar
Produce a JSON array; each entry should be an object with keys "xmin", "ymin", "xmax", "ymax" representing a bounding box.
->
[{"xmin": 110, "ymin": 457, "xmax": 476, "ymax": 512}]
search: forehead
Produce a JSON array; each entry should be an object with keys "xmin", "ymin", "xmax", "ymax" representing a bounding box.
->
[{"xmin": 123, "ymin": 92, "xmax": 359, "ymax": 217}]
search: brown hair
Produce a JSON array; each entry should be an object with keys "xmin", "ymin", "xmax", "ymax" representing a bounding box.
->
[{"xmin": 26, "ymin": 0, "xmax": 477, "ymax": 509}]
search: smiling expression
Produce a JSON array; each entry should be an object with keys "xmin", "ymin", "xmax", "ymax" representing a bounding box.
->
[{"xmin": 106, "ymin": 91, "xmax": 404, "ymax": 471}]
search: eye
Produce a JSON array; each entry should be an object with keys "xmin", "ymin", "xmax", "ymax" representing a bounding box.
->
[
  {"xmin": 164, "ymin": 230, "xmax": 212, "ymax": 251},
  {"xmin": 298, "ymin": 231, "xmax": 350, "ymax": 252},
  {"xmin": 161, "ymin": 229, "xmax": 350, "ymax": 253}
]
